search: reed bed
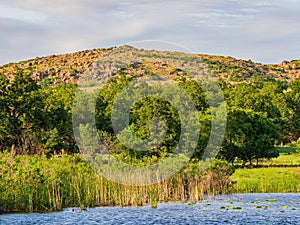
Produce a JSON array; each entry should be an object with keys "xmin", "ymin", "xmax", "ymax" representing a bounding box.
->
[{"xmin": 0, "ymin": 153, "xmax": 233, "ymax": 213}]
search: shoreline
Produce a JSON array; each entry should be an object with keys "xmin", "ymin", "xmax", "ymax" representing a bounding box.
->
[{"xmin": 1, "ymin": 192, "xmax": 300, "ymax": 215}]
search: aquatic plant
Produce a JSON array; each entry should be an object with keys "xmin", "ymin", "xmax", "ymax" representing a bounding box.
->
[{"xmin": 0, "ymin": 152, "xmax": 233, "ymax": 213}]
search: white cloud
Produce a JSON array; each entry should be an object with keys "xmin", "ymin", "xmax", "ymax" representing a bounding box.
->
[
  {"xmin": 1, "ymin": 0, "xmax": 300, "ymax": 65},
  {"xmin": 0, "ymin": 3, "xmax": 49, "ymax": 24}
]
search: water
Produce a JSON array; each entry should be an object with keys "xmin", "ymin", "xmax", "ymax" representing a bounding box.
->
[{"xmin": 1, "ymin": 194, "xmax": 300, "ymax": 225}]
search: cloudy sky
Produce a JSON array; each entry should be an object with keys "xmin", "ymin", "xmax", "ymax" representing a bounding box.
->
[{"xmin": 1, "ymin": 0, "xmax": 300, "ymax": 65}]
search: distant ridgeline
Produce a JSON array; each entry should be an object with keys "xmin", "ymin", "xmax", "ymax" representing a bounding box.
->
[{"xmin": 1, "ymin": 46, "xmax": 300, "ymax": 83}]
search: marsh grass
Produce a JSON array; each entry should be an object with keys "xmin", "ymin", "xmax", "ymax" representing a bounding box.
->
[
  {"xmin": 0, "ymin": 153, "xmax": 233, "ymax": 213},
  {"xmin": 231, "ymin": 167, "xmax": 300, "ymax": 193}
]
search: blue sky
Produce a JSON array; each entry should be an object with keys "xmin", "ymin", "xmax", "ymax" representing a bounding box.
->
[{"xmin": 1, "ymin": 0, "xmax": 300, "ymax": 65}]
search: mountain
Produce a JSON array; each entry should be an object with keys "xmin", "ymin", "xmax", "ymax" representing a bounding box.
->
[{"xmin": 1, "ymin": 46, "xmax": 300, "ymax": 83}]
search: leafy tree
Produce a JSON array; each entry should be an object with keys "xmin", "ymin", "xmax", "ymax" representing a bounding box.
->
[
  {"xmin": 0, "ymin": 70, "xmax": 78, "ymax": 155},
  {"xmin": 292, "ymin": 137, "xmax": 300, "ymax": 154},
  {"xmin": 286, "ymin": 78, "xmax": 300, "ymax": 142},
  {"xmin": 0, "ymin": 70, "xmax": 45, "ymax": 153},
  {"xmin": 94, "ymin": 74, "xmax": 211, "ymax": 163},
  {"xmin": 43, "ymin": 83, "xmax": 78, "ymax": 154},
  {"xmin": 227, "ymin": 81, "xmax": 290, "ymax": 144},
  {"xmin": 221, "ymin": 109, "xmax": 280, "ymax": 166},
  {"xmin": 228, "ymin": 82, "xmax": 282, "ymax": 120},
  {"xmin": 0, "ymin": 74, "xmax": 9, "ymax": 149}
]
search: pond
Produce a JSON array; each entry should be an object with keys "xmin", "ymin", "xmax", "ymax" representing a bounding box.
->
[{"xmin": 1, "ymin": 194, "xmax": 299, "ymax": 225}]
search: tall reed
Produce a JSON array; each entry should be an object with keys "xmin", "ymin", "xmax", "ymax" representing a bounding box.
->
[{"xmin": 0, "ymin": 152, "xmax": 233, "ymax": 213}]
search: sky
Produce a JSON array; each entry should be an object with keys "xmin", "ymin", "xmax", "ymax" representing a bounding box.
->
[{"xmin": 1, "ymin": 0, "xmax": 300, "ymax": 65}]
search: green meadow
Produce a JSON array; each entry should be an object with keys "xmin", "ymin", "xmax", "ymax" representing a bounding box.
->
[
  {"xmin": 265, "ymin": 152, "xmax": 300, "ymax": 167},
  {"xmin": 231, "ymin": 152, "xmax": 300, "ymax": 193},
  {"xmin": 231, "ymin": 167, "xmax": 300, "ymax": 193}
]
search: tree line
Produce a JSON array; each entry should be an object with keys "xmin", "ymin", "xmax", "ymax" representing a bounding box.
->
[
  {"xmin": 1, "ymin": 69, "xmax": 300, "ymax": 165},
  {"xmin": 0, "ymin": 70, "xmax": 77, "ymax": 156}
]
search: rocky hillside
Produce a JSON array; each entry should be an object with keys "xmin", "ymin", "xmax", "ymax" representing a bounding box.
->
[
  {"xmin": 200, "ymin": 55, "xmax": 300, "ymax": 81},
  {"xmin": 0, "ymin": 48, "xmax": 109, "ymax": 84},
  {"xmin": 0, "ymin": 46, "xmax": 300, "ymax": 83}
]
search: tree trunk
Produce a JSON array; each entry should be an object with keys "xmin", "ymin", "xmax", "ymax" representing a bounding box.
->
[{"xmin": 11, "ymin": 144, "xmax": 16, "ymax": 156}]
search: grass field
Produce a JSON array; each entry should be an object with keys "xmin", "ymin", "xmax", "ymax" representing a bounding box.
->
[
  {"xmin": 265, "ymin": 153, "xmax": 300, "ymax": 166},
  {"xmin": 231, "ymin": 167, "xmax": 300, "ymax": 193},
  {"xmin": 265, "ymin": 147, "xmax": 300, "ymax": 166},
  {"xmin": 234, "ymin": 152, "xmax": 300, "ymax": 167},
  {"xmin": 231, "ymin": 151, "xmax": 300, "ymax": 193}
]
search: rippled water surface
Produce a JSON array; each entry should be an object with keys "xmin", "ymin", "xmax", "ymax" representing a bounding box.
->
[{"xmin": 1, "ymin": 194, "xmax": 300, "ymax": 225}]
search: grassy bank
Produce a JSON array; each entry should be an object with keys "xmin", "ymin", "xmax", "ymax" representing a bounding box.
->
[
  {"xmin": 0, "ymin": 152, "xmax": 233, "ymax": 213},
  {"xmin": 231, "ymin": 167, "xmax": 300, "ymax": 193},
  {"xmin": 230, "ymin": 152, "xmax": 300, "ymax": 193},
  {"xmin": 262, "ymin": 153, "xmax": 300, "ymax": 167}
]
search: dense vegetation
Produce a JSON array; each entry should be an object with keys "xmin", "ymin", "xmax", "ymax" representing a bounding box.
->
[
  {"xmin": 0, "ymin": 70, "xmax": 77, "ymax": 156},
  {"xmin": 0, "ymin": 152, "xmax": 234, "ymax": 213},
  {"xmin": 1, "ymin": 67, "xmax": 300, "ymax": 165},
  {"xmin": 0, "ymin": 47, "xmax": 300, "ymax": 213}
]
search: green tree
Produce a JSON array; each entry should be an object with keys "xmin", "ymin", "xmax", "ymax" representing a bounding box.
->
[
  {"xmin": 293, "ymin": 137, "xmax": 300, "ymax": 154},
  {"xmin": 221, "ymin": 109, "xmax": 280, "ymax": 166},
  {"xmin": 94, "ymin": 73, "xmax": 210, "ymax": 163},
  {"xmin": 227, "ymin": 81, "xmax": 289, "ymax": 144},
  {"xmin": 43, "ymin": 83, "xmax": 78, "ymax": 154},
  {"xmin": 0, "ymin": 73, "xmax": 9, "ymax": 149},
  {"xmin": 0, "ymin": 70, "xmax": 45, "ymax": 153},
  {"xmin": 286, "ymin": 78, "xmax": 300, "ymax": 142}
]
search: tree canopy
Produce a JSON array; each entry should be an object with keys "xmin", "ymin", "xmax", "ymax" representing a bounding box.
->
[
  {"xmin": 220, "ymin": 108, "xmax": 280, "ymax": 166},
  {"xmin": 0, "ymin": 67, "xmax": 299, "ymax": 167}
]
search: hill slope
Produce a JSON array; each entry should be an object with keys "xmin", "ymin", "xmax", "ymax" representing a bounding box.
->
[{"xmin": 1, "ymin": 46, "xmax": 300, "ymax": 83}]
